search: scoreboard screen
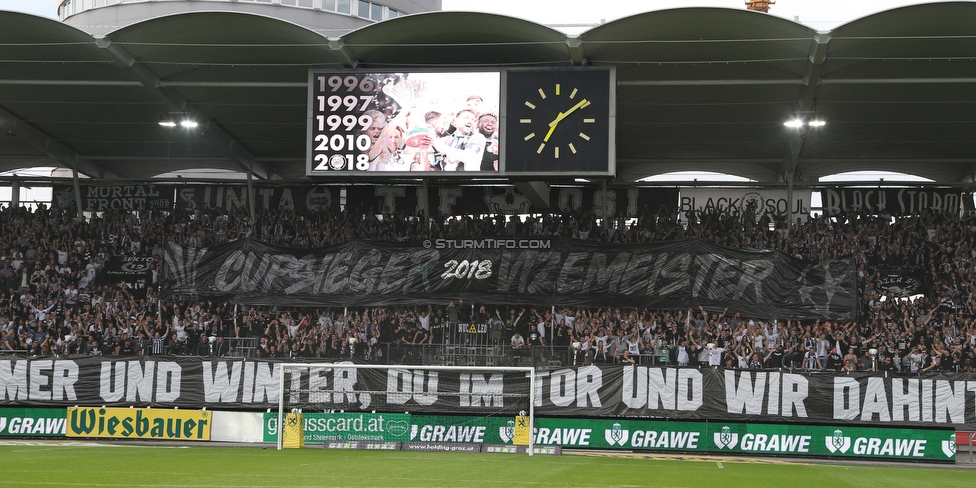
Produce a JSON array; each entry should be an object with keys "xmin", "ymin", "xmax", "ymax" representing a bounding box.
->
[{"xmin": 306, "ymin": 71, "xmax": 501, "ymax": 176}]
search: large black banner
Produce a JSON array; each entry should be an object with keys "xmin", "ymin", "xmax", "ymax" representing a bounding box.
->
[
  {"xmin": 161, "ymin": 238, "xmax": 856, "ymax": 320},
  {"xmin": 820, "ymin": 188, "xmax": 962, "ymax": 216},
  {"xmin": 2, "ymin": 358, "xmax": 974, "ymax": 428}
]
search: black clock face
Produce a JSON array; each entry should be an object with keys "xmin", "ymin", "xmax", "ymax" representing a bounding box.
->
[{"xmin": 504, "ymin": 69, "xmax": 612, "ymax": 174}]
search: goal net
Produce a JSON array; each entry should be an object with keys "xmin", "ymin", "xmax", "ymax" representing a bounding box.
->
[{"xmin": 275, "ymin": 362, "xmax": 537, "ymax": 453}]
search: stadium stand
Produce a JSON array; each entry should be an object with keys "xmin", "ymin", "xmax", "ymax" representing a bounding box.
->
[
  {"xmin": 1, "ymin": 202, "xmax": 973, "ymax": 374},
  {"xmin": 3, "ymin": 4, "xmax": 976, "ymax": 374}
]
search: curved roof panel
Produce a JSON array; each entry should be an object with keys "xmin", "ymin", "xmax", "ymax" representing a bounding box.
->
[
  {"xmin": 832, "ymin": 2, "xmax": 976, "ymax": 37},
  {"xmin": 105, "ymin": 12, "xmax": 342, "ymax": 81},
  {"xmin": 0, "ymin": 11, "xmax": 116, "ymax": 78},
  {"xmin": 339, "ymin": 12, "xmax": 570, "ymax": 67},
  {"xmin": 581, "ymin": 8, "xmax": 816, "ymax": 61}
]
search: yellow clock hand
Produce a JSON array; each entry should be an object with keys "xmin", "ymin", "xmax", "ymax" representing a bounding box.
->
[
  {"xmin": 548, "ymin": 98, "xmax": 589, "ymax": 127},
  {"xmin": 548, "ymin": 112, "xmax": 565, "ymax": 128},
  {"xmin": 543, "ymin": 112, "xmax": 562, "ymax": 142}
]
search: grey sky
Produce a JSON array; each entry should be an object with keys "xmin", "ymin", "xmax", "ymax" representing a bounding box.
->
[
  {"xmin": 1, "ymin": 1, "xmax": 966, "ymax": 31},
  {"xmin": 1, "ymin": 0, "xmax": 57, "ymax": 18}
]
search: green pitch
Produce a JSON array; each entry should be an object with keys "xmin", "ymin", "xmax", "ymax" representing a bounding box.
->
[{"xmin": 0, "ymin": 443, "xmax": 971, "ymax": 487}]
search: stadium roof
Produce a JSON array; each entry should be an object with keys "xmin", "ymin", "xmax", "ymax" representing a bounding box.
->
[{"xmin": 2, "ymin": 3, "xmax": 976, "ymax": 185}]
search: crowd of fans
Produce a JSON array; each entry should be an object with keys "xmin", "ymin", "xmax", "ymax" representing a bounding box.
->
[{"xmin": 1, "ymin": 199, "xmax": 976, "ymax": 374}]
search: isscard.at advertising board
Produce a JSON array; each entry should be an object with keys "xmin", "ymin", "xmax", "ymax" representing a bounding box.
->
[{"xmin": 264, "ymin": 412, "xmax": 411, "ymax": 443}]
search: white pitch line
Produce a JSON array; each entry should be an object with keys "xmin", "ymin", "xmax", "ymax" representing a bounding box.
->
[{"xmin": 717, "ymin": 461, "xmax": 724, "ymax": 468}]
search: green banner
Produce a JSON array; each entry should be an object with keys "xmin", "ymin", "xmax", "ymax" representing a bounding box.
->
[
  {"xmin": 409, "ymin": 415, "xmax": 512, "ymax": 444},
  {"xmin": 262, "ymin": 413, "xmax": 956, "ymax": 461},
  {"xmin": 706, "ymin": 423, "xmax": 955, "ymax": 461},
  {"xmin": 534, "ymin": 418, "xmax": 956, "ymax": 462},
  {"xmin": 264, "ymin": 412, "xmax": 411, "ymax": 443},
  {"xmin": 393, "ymin": 415, "xmax": 958, "ymax": 462},
  {"xmin": 0, "ymin": 408, "xmax": 67, "ymax": 437}
]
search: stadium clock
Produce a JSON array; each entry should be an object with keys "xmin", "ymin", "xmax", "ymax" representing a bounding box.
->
[{"xmin": 504, "ymin": 69, "xmax": 614, "ymax": 174}]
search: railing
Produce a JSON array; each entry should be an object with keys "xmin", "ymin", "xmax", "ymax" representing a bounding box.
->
[
  {"xmin": 369, "ymin": 344, "xmax": 674, "ymax": 369},
  {"xmin": 296, "ymin": 321, "xmax": 681, "ymax": 367},
  {"xmin": 441, "ymin": 322, "xmax": 499, "ymax": 347},
  {"xmin": 374, "ymin": 344, "xmax": 567, "ymax": 368},
  {"xmin": 226, "ymin": 337, "xmax": 257, "ymax": 358}
]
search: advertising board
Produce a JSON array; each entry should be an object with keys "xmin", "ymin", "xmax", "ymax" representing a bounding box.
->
[
  {"xmin": 261, "ymin": 413, "xmax": 955, "ymax": 461},
  {"xmin": 264, "ymin": 412, "xmax": 411, "ymax": 443},
  {"xmin": 0, "ymin": 408, "xmax": 66, "ymax": 437},
  {"xmin": 66, "ymin": 407, "xmax": 211, "ymax": 441}
]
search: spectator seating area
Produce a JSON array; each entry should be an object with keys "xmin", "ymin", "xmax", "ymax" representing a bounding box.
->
[{"xmin": 1, "ymin": 202, "xmax": 974, "ymax": 373}]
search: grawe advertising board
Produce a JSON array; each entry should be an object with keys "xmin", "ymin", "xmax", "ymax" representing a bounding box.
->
[
  {"xmin": 528, "ymin": 419, "xmax": 956, "ymax": 462},
  {"xmin": 261, "ymin": 413, "xmax": 954, "ymax": 462},
  {"xmin": 66, "ymin": 407, "xmax": 211, "ymax": 441},
  {"xmin": 0, "ymin": 408, "xmax": 66, "ymax": 437}
]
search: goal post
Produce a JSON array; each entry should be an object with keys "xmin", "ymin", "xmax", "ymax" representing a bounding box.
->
[{"xmin": 275, "ymin": 362, "xmax": 537, "ymax": 454}]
